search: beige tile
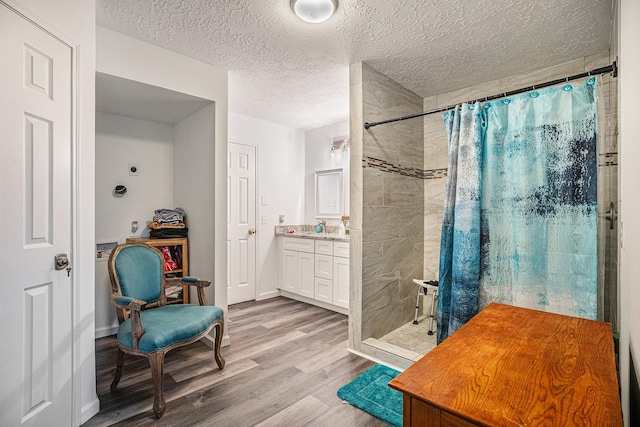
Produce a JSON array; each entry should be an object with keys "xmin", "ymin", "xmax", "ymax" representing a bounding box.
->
[
  {"xmin": 366, "ymin": 338, "xmax": 422, "ymax": 361},
  {"xmin": 348, "ymin": 300, "xmax": 362, "ymax": 350},
  {"xmin": 363, "ymin": 62, "xmax": 421, "ymax": 106},
  {"xmin": 362, "ymin": 241, "xmax": 383, "ymax": 280},
  {"xmin": 350, "ymin": 155, "xmax": 363, "ymax": 229},
  {"xmin": 362, "ymin": 205, "xmax": 401, "ymax": 242},
  {"xmin": 349, "ymin": 83, "xmax": 363, "ymax": 154},
  {"xmin": 425, "ymin": 178, "xmax": 446, "ymax": 202},
  {"xmin": 363, "ymin": 82, "xmax": 385, "ymax": 123},
  {"xmin": 400, "ymin": 206, "xmax": 425, "ymax": 239},
  {"xmin": 382, "ymin": 238, "xmax": 416, "ymax": 275},
  {"xmin": 377, "ymin": 317, "xmax": 437, "ymax": 357},
  {"xmin": 363, "ymin": 133, "xmax": 400, "ymax": 163},
  {"xmin": 349, "ymin": 62, "xmax": 362, "ymax": 86},
  {"xmin": 399, "ymin": 136, "xmax": 424, "ymax": 169},
  {"xmin": 384, "ymin": 173, "xmax": 423, "ymax": 206},
  {"xmin": 362, "ymin": 273, "xmax": 400, "ymax": 314},
  {"xmin": 363, "ymin": 168, "xmax": 384, "ymax": 206},
  {"xmin": 585, "ymin": 51, "xmax": 611, "ymax": 71},
  {"xmin": 424, "ymin": 95, "xmax": 437, "ymax": 111},
  {"xmin": 500, "ymin": 58, "xmax": 584, "ymax": 93},
  {"xmin": 437, "ymin": 80, "xmax": 502, "ymax": 108}
]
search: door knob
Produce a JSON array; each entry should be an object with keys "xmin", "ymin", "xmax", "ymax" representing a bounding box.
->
[
  {"xmin": 248, "ymin": 228, "xmax": 256, "ymax": 235},
  {"xmin": 55, "ymin": 253, "xmax": 69, "ymax": 269}
]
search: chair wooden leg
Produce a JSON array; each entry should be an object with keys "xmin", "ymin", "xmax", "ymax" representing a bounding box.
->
[
  {"xmin": 214, "ymin": 320, "xmax": 225, "ymax": 370},
  {"xmin": 148, "ymin": 351, "xmax": 166, "ymax": 419},
  {"xmin": 110, "ymin": 348, "xmax": 126, "ymax": 390}
]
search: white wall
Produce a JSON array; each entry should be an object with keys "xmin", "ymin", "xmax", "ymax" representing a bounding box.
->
[
  {"xmin": 97, "ymin": 26, "xmax": 229, "ymax": 342},
  {"xmin": 304, "ymin": 120, "xmax": 350, "ymax": 226},
  {"xmin": 174, "ymin": 104, "xmax": 217, "ymax": 307},
  {"xmin": 94, "ymin": 112, "xmax": 176, "ymax": 337},
  {"xmin": 95, "ymin": 113, "xmax": 175, "ymax": 239},
  {"xmin": 228, "ymin": 112, "xmax": 305, "ymax": 300},
  {"xmin": 619, "ymin": 0, "xmax": 640, "ymax": 423}
]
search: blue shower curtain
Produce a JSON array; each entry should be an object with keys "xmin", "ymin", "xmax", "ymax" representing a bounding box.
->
[{"xmin": 437, "ymin": 78, "xmax": 598, "ymax": 343}]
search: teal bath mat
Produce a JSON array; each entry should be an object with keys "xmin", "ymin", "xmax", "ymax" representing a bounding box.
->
[{"xmin": 337, "ymin": 364, "xmax": 402, "ymax": 426}]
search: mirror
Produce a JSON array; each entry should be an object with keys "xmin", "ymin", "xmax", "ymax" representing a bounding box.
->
[{"xmin": 315, "ymin": 169, "xmax": 343, "ymax": 219}]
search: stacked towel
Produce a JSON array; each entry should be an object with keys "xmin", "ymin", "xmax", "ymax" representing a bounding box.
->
[
  {"xmin": 150, "ymin": 208, "xmax": 187, "ymax": 229},
  {"xmin": 149, "ymin": 207, "xmax": 188, "ymax": 238}
]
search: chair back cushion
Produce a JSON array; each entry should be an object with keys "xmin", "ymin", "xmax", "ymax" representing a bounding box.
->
[{"xmin": 114, "ymin": 245, "xmax": 163, "ymax": 303}]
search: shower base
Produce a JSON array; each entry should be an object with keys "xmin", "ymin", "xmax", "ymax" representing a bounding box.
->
[{"xmin": 377, "ymin": 315, "xmax": 437, "ymax": 356}]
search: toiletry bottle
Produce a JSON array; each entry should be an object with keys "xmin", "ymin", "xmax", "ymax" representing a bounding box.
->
[{"xmin": 338, "ymin": 221, "xmax": 346, "ymax": 236}]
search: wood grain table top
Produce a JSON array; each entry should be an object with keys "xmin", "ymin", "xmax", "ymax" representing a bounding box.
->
[{"xmin": 389, "ymin": 302, "xmax": 622, "ymax": 426}]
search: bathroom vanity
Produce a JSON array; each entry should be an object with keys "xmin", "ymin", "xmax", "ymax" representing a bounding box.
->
[{"xmin": 277, "ymin": 230, "xmax": 349, "ymax": 314}]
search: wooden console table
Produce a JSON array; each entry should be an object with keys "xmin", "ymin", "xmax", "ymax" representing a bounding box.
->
[{"xmin": 389, "ymin": 302, "xmax": 622, "ymax": 426}]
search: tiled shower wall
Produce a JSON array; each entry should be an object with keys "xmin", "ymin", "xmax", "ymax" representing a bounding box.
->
[
  {"xmin": 422, "ymin": 51, "xmax": 618, "ymax": 330},
  {"xmin": 349, "ymin": 63, "xmax": 425, "ymax": 352},
  {"xmin": 350, "ymin": 52, "xmax": 618, "ymax": 365}
]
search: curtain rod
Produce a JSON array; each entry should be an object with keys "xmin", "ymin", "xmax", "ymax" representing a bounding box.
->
[{"xmin": 363, "ymin": 61, "xmax": 618, "ymax": 130}]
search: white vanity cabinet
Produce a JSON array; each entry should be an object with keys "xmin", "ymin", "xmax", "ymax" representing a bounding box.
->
[
  {"xmin": 279, "ymin": 236, "xmax": 349, "ymax": 314},
  {"xmin": 281, "ymin": 237, "xmax": 315, "ymax": 298}
]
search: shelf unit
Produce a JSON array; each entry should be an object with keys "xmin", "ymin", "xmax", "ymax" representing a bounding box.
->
[{"xmin": 126, "ymin": 237, "xmax": 189, "ymax": 304}]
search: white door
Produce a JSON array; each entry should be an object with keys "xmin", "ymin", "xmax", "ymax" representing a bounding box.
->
[
  {"xmin": 0, "ymin": 3, "xmax": 74, "ymax": 426},
  {"xmin": 227, "ymin": 142, "xmax": 257, "ymax": 304}
]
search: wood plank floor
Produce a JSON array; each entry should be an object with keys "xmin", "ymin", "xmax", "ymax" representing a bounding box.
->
[{"xmin": 84, "ymin": 297, "xmax": 387, "ymax": 426}]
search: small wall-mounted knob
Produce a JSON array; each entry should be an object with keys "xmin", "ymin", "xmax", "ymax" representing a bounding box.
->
[{"xmin": 114, "ymin": 185, "xmax": 127, "ymax": 197}]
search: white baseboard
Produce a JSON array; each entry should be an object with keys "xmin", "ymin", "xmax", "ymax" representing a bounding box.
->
[
  {"xmin": 279, "ymin": 290, "xmax": 349, "ymax": 315},
  {"xmin": 95, "ymin": 325, "xmax": 118, "ymax": 339},
  {"xmin": 201, "ymin": 333, "xmax": 230, "ymax": 349},
  {"xmin": 256, "ymin": 289, "xmax": 280, "ymax": 301},
  {"xmin": 79, "ymin": 396, "xmax": 100, "ymax": 425}
]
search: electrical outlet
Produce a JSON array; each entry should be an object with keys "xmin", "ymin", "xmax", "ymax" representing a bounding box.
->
[{"xmin": 279, "ymin": 214, "xmax": 285, "ymax": 224}]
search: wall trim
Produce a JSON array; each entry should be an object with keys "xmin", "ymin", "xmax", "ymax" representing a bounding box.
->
[{"xmin": 362, "ymin": 156, "xmax": 446, "ymax": 179}]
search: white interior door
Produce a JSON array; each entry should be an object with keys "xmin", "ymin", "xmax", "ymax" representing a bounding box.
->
[
  {"xmin": 0, "ymin": 3, "xmax": 74, "ymax": 426},
  {"xmin": 227, "ymin": 142, "xmax": 257, "ymax": 304}
]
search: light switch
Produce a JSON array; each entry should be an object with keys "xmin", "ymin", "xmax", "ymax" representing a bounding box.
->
[
  {"xmin": 261, "ymin": 214, "xmax": 268, "ymax": 224},
  {"xmin": 261, "ymin": 195, "xmax": 269, "ymax": 205}
]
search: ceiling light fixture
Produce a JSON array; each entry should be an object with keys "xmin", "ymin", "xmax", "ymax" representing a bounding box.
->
[{"xmin": 291, "ymin": 0, "xmax": 338, "ymax": 24}]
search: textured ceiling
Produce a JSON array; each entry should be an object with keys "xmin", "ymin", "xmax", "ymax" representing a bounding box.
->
[{"xmin": 96, "ymin": 0, "xmax": 612, "ymax": 130}]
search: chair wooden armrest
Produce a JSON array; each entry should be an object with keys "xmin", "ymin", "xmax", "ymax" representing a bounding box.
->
[
  {"xmin": 166, "ymin": 276, "xmax": 212, "ymax": 305},
  {"xmin": 112, "ymin": 296, "xmax": 147, "ymax": 350}
]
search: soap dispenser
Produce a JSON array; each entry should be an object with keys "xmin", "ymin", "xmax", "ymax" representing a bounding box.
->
[{"xmin": 338, "ymin": 220, "xmax": 346, "ymax": 236}]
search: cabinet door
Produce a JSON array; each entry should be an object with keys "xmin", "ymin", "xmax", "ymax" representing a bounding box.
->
[
  {"xmin": 315, "ymin": 277, "xmax": 333, "ymax": 304},
  {"xmin": 298, "ymin": 252, "xmax": 315, "ymax": 298},
  {"xmin": 315, "ymin": 254, "xmax": 333, "ymax": 280},
  {"xmin": 282, "ymin": 250, "xmax": 298, "ymax": 293},
  {"xmin": 333, "ymin": 256, "xmax": 350, "ymax": 309}
]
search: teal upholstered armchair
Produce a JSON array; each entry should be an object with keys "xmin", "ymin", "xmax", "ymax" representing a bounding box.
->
[{"xmin": 107, "ymin": 243, "xmax": 225, "ymax": 418}]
